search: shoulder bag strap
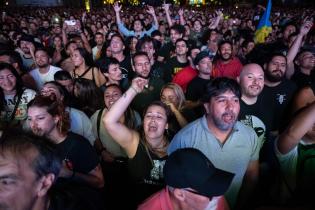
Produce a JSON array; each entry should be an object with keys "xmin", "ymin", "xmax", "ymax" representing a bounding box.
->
[
  {"xmin": 97, "ymin": 108, "xmax": 104, "ymax": 139},
  {"xmin": 8, "ymin": 89, "xmax": 25, "ymax": 122}
]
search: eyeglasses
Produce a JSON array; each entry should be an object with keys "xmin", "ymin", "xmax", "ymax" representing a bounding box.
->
[{"xmin": 183, "ymin": 188, "xmax": 212, "ymax": 200}]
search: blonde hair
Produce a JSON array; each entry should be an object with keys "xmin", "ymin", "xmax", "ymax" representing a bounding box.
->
[{"xmin": 160, "ymin": 83, "xmax": 186, "ymax": 110}]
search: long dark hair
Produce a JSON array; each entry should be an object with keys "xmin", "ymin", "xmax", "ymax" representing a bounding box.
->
[
  {"xmin": 74, "ymin": 78, "xmax": 103, "ymax": 117},
  {"xmin": 0, "ymin": 63, "xmax": 24, "ymax": 111},
  {"xmin": 75, "ymin": 47, "xmax": 94, "ymax": 67}
]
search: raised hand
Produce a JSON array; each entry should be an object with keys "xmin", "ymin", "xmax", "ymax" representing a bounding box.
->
[
  {"xmin": 162, "ymin": 3, "xmax": 170, "ymax": 12},
  {"xmin": 215, "ymin": 10, "xmax": 224, "ymax": 18},
  {"xmin": 146, "ymin": 5, "xmax": 156, "ymax": 16},
  {"xmin": 178, "ymin": 8, "xmax": 184, "ymax": 16},
  {"xmin": 131, "ymin": 77, "xmax": 148, "ymax": 93},
  {"xmin": 113, "ymin": 2, "xmax": 122, "ymax": 13},
  {"xmin": 300, "ymin": 18, "xmax": 313, "ymax": 36},
  {"xmin": 164, "ymin": 101, "xmax": 177, "ymax": 113}
]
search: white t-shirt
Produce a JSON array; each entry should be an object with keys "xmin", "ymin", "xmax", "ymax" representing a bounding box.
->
[
  {"xmin": 30, "ymin": 65, "xmax": 62, "ymax": 90},
  {"xmin": 1, "ymin": 88, "xmax": 36, "ymax": 122},
  {"xmin": 66, "ymin": 107, "xmax": 96, "ymax": 145}
]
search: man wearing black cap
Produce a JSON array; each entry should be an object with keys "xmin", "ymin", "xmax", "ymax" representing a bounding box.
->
[
  {"xmin": 186, "ymin": 50, "xmax": 213, "ymax": 117},
  {"xmin": 138, "ymin": 148, "xmax": 234, "ymax": 210}
]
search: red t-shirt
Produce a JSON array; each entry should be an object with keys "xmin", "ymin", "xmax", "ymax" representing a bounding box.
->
[
  {"xmin": 212, "ymin": 57, "xmax": 243, "ymax": 79},
  {"xmin": 138, "ymin": 187, "xmax": 230, "ymax": 210},
  {"xmin": 172, "ymin": 66, "xmax": 198, "ymax": 93}
]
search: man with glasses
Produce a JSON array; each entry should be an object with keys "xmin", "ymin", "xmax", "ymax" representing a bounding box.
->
[{"xmin": 138, "ymin": 148, "xmax": 234, "ymax": 210}]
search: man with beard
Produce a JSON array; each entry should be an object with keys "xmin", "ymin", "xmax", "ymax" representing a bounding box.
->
[
  {"xmin": 29, "ymin": 48, "xmax": 61, "ymax": 90},
  {"xmin": 212, "ymin": 40, "xmax": 243, "ymax": 79},
  {"xmin": 92, "ymin": 32, "xmax": 105, "ymax": 61},
  {"xmin": 259, "ymin": 53, "xmax": 297, "ymax": 136},
  {"xmin": 168, "ymin": 77, "xmax": 260, "ymax": 209},
  {"xmin": 130, "ymin": 52, "xmax": 165, "ymax": 114},
  {"xmin": 16, "ymin": 35, "xmax": 37, "ymax": 71}
]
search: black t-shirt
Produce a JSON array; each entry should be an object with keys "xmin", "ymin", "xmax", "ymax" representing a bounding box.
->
[
  {"xmin": 186, "ymin": 77, "xmax": 211, "ymax": 101},
  {"xmin": 186, "ymin": 77, "xmax": 211, "ymax": 118},
  {"xmin": 239, "ymin": 98, "xmax": 273, "ymax": 140},
  {"xmin": 150, "ymin": 61, "xmax": 167, "ymax": 81},
  {"xmin": 55, "ymin": 132, "xmax": 99, "ymax": 174},
  {"xmin": 96, "ymin": 55, "xmax": 133, "ymax": 80},
  {"xmin": 48, "ymin": 183, "xmax": 104, "ymax": 210},
  {"xmin": 259, "ymin": 79, "xmax": 297, "ymax": 131},
  {"xmin": 120, "ymin": 55, "xmax": 133, "ymax": 79},
  {"xmin": 164, "ymin": 57, "xmax": 189, "ymax": 82},
  {"xmin": 128, "ymin": 141, "xmax": 167, "ymax": 204},
  {"xmin": 157, "ymin": 42, "xmax": 175, "ymax": 62}
]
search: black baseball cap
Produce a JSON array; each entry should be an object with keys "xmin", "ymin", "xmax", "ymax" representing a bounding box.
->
[
  {"xmin": 164, "ymin": 148, "xmax": 234, "ymax": 198},
  {"xmin": 194, "ymin": 50, "xmax": 214, "ymax": 66}
]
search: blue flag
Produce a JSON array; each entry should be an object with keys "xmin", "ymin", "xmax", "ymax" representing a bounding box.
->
[{"xmin": 255, "ymin": 0, "xmax": 272, "ymax": 43}]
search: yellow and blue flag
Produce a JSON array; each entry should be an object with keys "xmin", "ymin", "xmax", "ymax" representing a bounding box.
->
[{"xmin": 254, "ymin": 0, "xmax": 272, "ymax": 43}]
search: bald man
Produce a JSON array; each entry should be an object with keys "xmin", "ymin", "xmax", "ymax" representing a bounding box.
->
[
  {"xmin": 237, "ymin": 63, "xmax": 270, "ymax": 148},
  {"xmin": 237, "ymin": 63, "xmax": 276, "ymax": 207}
]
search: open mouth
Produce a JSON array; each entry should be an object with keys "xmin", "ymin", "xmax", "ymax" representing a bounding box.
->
[
  {"xmin": 148, "ymin": 124, "xmax": 158, "ymax": 132},
  {"xmin": 222, "ymin": 113, "xmax": 235, "ymax": 123}
]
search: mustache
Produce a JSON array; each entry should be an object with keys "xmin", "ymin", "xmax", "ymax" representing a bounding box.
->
[{"xmin": 222, "ymin": 111, "xmax": 236, "ymax": 118}]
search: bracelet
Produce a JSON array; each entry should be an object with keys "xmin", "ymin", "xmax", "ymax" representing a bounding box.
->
[
  {"xmin": 70, "ymin": 170, "xmax": 75, "ymax": 179},
  {"xmin": 130, "ymin": 86, "xmax": 140, "ymax": 94}
]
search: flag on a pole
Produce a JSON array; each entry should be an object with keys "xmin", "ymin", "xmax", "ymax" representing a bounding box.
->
[{"xmin": 254, "ymin": 0, "xmax": 272, "ymax": 43}]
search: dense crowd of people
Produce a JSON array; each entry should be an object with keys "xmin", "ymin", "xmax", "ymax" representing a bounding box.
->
[{"xmin": 0, "ymin": 2, "xmax": 315, "ymax": 210}]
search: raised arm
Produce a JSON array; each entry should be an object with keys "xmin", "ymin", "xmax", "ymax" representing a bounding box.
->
[
  {"xmin": 113, "ymin": 2, "xmax": 122, "ymax": 25},
  {"xmin": 162, "ymin": 3, "xmax": 173, "ymax": 27},
  {"xmin": 209, "ymin": 10, "xmax": 223, "ymax": 29},
  {"xmin": 286, "ymin": 19, "xmax": 313, "ymax": 79},
  {"xmin": 62, "ymin": 22, "xmax": 69, "ymax": 46},
  {"xmin": 80, "ymin": 27, "xmax": 92, "ymax": 53},
  {"xmin": 103, "ymin": 77, "xmax": 148, "ymax": 157},
  {"xmin": 146, "ymin": 5, "xmax": 159, "ymax": 28},
  {"xmin": 178, "ymin": 8, "xmax": 186, "ymax": 25},
  {"xmin": 277, "ymin": 101, "xmax": 315, "ymax": 154}
]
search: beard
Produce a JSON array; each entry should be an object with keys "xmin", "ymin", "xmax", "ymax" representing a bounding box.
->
[
  {"xmin": 212, "ymin": 111, "xmax": 237, "ymax": 131},
  {"xmin": 135, "ymin": 71, "xmax": 150, "ymax": 79},
  {"xmin": 265, "ymin": 69, "xmax": 284, "ymax": 83},
  {"xmin": 37, "ymin": 63, "xmax": 49, "ymax": 68},
  {"xmin": 220, "ymin": 53, "xmax": 232, "ymax": 61}
]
